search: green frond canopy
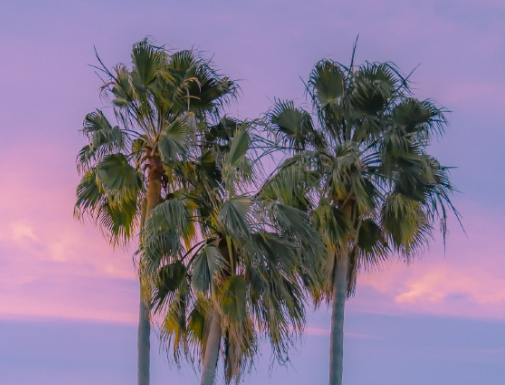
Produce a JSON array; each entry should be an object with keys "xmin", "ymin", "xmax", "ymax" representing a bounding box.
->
[
  {"xmin": 265, "ymin": 57, "xmax": 459, "ymax": 299},
  {"xmin": 79, "ymin": 38, "xmax": 318, "ymax": 385},
  {"xmin": 269, "ymin": 99, "xmax": 319, "ymax": 150},
  {"xmin": 74, "ymin": 163, "xmax": 142, "ymax": 246},
  {"xmin": 130, "ymin": 103, "xmax": 323, "ymax": 384},
  {"xmin": 76, "ymin": 38, "xmax": 238, "ymax": 246}
]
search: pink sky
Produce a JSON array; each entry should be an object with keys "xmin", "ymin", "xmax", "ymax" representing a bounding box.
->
[
  {"xmin": 2, "ymin": 154, "xmax": 503, "ymax": 324},
  {"xmin": 0, "ymin": 144, "xmax": 137, "ymax": 323},
  {"xmin": 0, "ymin": 0, "xmax": 504, "ymax": 325},
  {"xmin": 351, "ymin": 205, "xmax": 505, "ymax": 321}
]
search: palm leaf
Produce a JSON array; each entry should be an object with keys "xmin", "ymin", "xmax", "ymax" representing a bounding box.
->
[{"xmin": 192, "ymin": 245, "xmax": 227, "ymax": 293}]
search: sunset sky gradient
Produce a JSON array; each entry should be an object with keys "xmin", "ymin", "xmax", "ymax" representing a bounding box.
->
[{"xmin": 1, "ymin": 0, "xmax": 504, "ymax": 384}]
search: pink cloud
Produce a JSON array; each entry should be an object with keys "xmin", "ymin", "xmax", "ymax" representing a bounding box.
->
[
  {"xmin": 347, "ymin": 202, "xmax": 505, "ymax": 321},
  {"xmin": 0, "ymin": 144, "xmax": 138, "ymax": 323},
  {"xmin": 2, "ymin": 140, "xmax": 504, "ymax": 324}
]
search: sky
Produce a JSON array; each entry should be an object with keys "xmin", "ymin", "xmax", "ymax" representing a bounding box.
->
[{"xmin": 0, "ymin": 0, "xmax": 504, "ymax": 384}]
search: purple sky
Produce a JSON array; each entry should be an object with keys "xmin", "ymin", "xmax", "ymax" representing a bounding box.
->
[{"xmin": 1, "ymin": 0, "xmax": 505, "ymax": 384}]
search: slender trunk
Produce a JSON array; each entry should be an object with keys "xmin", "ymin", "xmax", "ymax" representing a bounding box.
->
[
  {"xmin": 200, "ymin": 240, "xmax": 228, "ymax": 385},
  {"xmin": 200, "ymin": 307, "xmax": 222, "ymax": 385},
  {"xmin": 329, "ymin": 255, "xmax": 348, "ymax": 385},
  {"xmin": 138, "ymin": 156, "xmax": 163, "ymax": 385},
  {"xmin": 138, "ymin": 295, "xmax": 151, "ymax": 385}
]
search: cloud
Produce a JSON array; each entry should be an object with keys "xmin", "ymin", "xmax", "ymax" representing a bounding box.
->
[
  {"xmin": 347, "ymin": 203, "xmax": 505, "ymax": 321},
  {"xmin": 9, "ymin": 222, "xmax": 38, "ymax": 243},
  {"xmin": 0, "ymin": 145, "xmax": 138, "ymax": 323},
  {"xmin": 394, "ymin": 268, "xmax": 505, "ymax": 306},
  {"xmin": 2, "ymin": 143, "xmax": 504, "ymax": 324}
]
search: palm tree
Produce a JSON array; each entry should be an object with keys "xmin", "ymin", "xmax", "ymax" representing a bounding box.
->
[
  {"xmin": 138, "ymin": 116, "xmax": 322, "ymax": 385},
  {"xmin": 74, "ymin": 39, "xmax": 236, "ymax": 385},
  {"xmin": 263, "ymin": 55, "xmax": 460, "ymax": 385}
]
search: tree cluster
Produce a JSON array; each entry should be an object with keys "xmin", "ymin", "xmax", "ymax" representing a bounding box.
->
[{"xmin": 75, "ymin": 39, "xmax": 458, "ymax": 385}]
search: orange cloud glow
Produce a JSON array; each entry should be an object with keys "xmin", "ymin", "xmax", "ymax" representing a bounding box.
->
[{"xmin": 348, "ymin": 205, "xmax": 505, "ymax": 320}]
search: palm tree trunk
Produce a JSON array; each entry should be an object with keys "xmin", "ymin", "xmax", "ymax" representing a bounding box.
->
[
  {"xmin": 138, "ymin": 156, "xmax": 163, "ymax": 385},
  {"xmin": 200, "ymin": 307, "xmax": 222, "ymax": 385},
  {"xmin": 138, "ymin": 294, "xmax": 151, "ymax": 385},
  {"xmin": 329, "ymin": 255, "xmax": 348, "ymax": 385}
]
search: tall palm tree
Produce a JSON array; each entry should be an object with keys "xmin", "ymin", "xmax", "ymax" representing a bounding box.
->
[
  {"xmin": 138, "ymin": 115, "xmax": 322, "ymax": 385},
  {"xmin": 74, "ymin": 39, "xmax": 236, "ymax": 385},
  {"xmin": 263, "ymin": 56, "xmax": 460, "ymax": 385}
]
